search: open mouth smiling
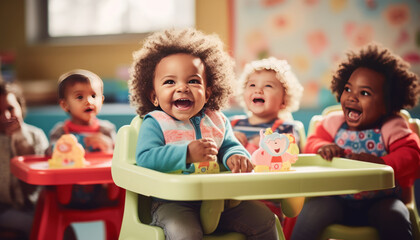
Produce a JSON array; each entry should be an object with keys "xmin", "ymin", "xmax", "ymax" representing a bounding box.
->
[
  {"xmin": 345, "ymin": 107, "xmax": 362, "ymax": 121},
  {"xmin": 174, "ymin": 99, "xmax": 193, "ymax": 109},
  {"xmin": 252, "ymin": 98, "xmax": 265, "ymax": 103},
  {"xmin": 84, "ymin": 108, "xmax": 94, "ymax": 113}
]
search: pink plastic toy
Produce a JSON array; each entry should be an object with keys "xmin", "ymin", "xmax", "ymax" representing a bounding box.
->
[{"xmin": 251, "ymin": 128, "xmax": 299, "ymax": 172}]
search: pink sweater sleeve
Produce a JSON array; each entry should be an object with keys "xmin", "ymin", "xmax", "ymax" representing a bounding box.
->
[
  {"xmin": 304, "ymin": 121, "xmax": 335, "ymax": 153},
  {"xmin": 304, "ymin": 112, "xmax": 344, "ymax": 153}
]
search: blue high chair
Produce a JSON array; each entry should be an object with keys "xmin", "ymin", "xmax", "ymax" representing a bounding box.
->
[
  {"xmin": 307, "ymin": 105, "xmax": 420, "ymax": 240},
  {"xmin": 111, "ymin": 116, "xmax": 284, "ymax": 240}
]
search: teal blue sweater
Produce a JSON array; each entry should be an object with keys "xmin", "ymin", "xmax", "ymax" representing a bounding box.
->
[{"xmin": 135, "ymin": 110, "xmax": 250, "ymax": 173}]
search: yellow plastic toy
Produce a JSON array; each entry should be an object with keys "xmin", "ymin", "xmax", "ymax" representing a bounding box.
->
[
  {"xmin": 48, "ymin": 134, "xmax": 86, "ymax": 168},
  {"xmin": 192, "ymin": 161, "xmax": 220, "ymax": 174},
  {"xmin": 251, "ymin": 128, "xmax": 299, "ymax": 172}
]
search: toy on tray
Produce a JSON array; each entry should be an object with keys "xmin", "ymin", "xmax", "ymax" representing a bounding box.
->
[
  {"xmin": 251, "ymin": 128, "xmax": 299, "ymax": 172},
  {"xmin": 48, "ymin": 134, "xmax": 86, "ymax": 168},
  {"xmin": 192, "ymin": 160, "xmax": 220, "ymax": 174}
]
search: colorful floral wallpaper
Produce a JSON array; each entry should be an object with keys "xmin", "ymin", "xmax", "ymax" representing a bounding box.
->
[{"xmin": 231, "ymin": 0, "xmax": 420, "ymax": 108}]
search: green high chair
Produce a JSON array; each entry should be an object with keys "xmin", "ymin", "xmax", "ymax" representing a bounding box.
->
[
  {"xmin": 111, "ymin": 116, "xmax": 284, "ymax": 240},
  {"xmin": 307, "ymin": 105, "xmax": 420, "ymax": 240}
]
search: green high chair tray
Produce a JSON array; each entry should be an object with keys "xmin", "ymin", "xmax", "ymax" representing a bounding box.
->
[
  {"xmin": 113, "ymin": 154, "xmax": 394, "ymax": 201},
  {"xmin": 111, "ymin": 116, "xmax": 395, "ymax": 239}
]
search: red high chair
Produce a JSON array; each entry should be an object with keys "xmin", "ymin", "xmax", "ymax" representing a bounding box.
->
[
  {"xmin": 10, "ymin": 153, "xmax": 124, "ymax": 240},
  {"xmin": 31, "ymin": 183, "xmax": 124, "ymax": 240}
]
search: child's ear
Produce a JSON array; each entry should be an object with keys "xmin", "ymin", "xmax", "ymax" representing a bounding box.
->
[
  {"xmin": 150, "ymin": 91, "xmax": 159, "ymax": 107},
  {"xmin": 205, "ymin": 88, "xmax": 212, "ymax": 102},
  {"xmin": 279, "ymin": 98, "xmax": 287, "ymax": 110},
  {"xmin": 59, "ymin": 99, "xmax": 69, "ymax": 112}
]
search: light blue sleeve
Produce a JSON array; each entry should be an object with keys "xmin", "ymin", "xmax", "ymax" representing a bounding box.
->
[
  {"xmin": 218, "ymin": 115, "xmax": 251, "ymax": 170},
  {"xmin": 135, "ymin": 115, "xmax": 194, "ymax": 173}
]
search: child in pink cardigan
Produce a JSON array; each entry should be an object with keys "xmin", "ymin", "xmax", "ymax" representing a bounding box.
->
[{"xmin": 292, "ymin": 43, "xmax": 420, "ymax": 240}]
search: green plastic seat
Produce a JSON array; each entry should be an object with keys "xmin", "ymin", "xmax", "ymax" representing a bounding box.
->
[{"xmin": 112, "ymin": 116, "xmax": 284, "ymax": 240}]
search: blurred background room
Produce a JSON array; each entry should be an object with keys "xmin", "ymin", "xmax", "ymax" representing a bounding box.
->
[{"xmin": 1, "ymin": 0, "xmax": 419, "ymax": 135}]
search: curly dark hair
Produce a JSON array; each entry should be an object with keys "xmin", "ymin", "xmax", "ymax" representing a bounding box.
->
[
  {"xmin": 0, "ymin": 81, "xmax": 27, "ymax": 117},
  {"xmin": 128, "ymin": 28, "xmax": 235, "ymax": 117},
  {"xmin": 331, "ymin": 43, "xmax": 420, "ymax": 115}
]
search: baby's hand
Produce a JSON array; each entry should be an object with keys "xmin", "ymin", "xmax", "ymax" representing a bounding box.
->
[
  {"xmin": 233, "ymin": 131, "xmax": 248, "ymax": 147},
  {"xmin": 187, "ymin": 138, "xmax": 218, "ymax": 163},
  {"xmin": 84, "ymin": 133, "xmax": 114, "ymax": 153},
  {"xmin": 347, "ymin": 152, "xmax": 385, "ymax": 165},
  {"xmin": 227, "ymin": 154, "xmax": 254, "ymax": 173},
  {"xmin": 317, "ymin": 144, "xmax": 344, "ymax": 161}
]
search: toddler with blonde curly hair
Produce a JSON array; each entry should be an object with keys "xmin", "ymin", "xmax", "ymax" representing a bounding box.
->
[{"xmin": 231, "ymin": 57, "xmax": 304, "ymax": 154}]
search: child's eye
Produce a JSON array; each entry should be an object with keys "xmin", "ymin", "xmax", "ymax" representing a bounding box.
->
[
  {"xmin": 189, "ymin": 79, "xmax": 200, "ymax": 84},
  {"xmin": 163, "ymin": 80, "xmax": 175, "ymax": 85},
  {"xmin": 344, "ymin": 87, "xmax": 351, "ymax": 92},
  {"xmin": 76, "ymin": 95, "xmax": 83, "ymax": 100},
  {"xmin": 265, "ymin": 85, "xmax": 272, "ymax": 88},
  {"xmin": 248, "ymin": 84, "xmax": 255, "ymax": 87},
  {"xmin": 92, "ymin": 94, "xmax": 96, "ymax": 98},
  {"xmin": 361, "ymin": 91, "xmax": 370, "ymax": 96}
]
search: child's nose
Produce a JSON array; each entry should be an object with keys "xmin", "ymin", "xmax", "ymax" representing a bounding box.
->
[
  {"xmin": 87, "ymin": 96, "xmax": 95, "ymax": 104},
  {"xmin": 254, "ymin": 87, "xmax": 263, "ymax": 94},
  {"xmin": 347, "ymin": 92, "xmax": 358, "ymax": 102},
  {"xmin": 177, "ymin": 84, "xmax": 190, "ymax": 93}
]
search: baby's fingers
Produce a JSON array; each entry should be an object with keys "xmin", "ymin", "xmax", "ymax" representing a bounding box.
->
[
  {"xmin": 227, "ymin": 155, "xmax": 253, "ymax": 173},
  {"xmin": 201, "ymin": 138, "xmax": 217, "ymax": 148},
  {"xmin": 203, "ymin": 154, "xmax": 217, "ymax": 162},
  {"xmin": 318, "ymin": 148, "xmax": 333, "ymax": 161}
]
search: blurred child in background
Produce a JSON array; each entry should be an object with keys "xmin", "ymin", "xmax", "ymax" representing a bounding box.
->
[
  {"xmin": 0, "ymin": 80, "xmax": 48, "ymax": 239},
  {"xmin": 230, "ymin": 57, "xmax": 305, "ymax": 229},
  {"xmin": 46, "ymin": 69, "xmax": 117, "ymax": 209},
  {"xmin": 292, "ymin": 44, "xmax": 420, "ymax": 240},
  {"xmin": 231, "ymin": 57, "xmax": 304, "ymax": 154}
]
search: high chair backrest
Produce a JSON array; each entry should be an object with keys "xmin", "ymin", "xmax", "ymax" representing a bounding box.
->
[
  {"xmin": 295, "ymin": 120, "xmax": 307, "ymax": 151},
  {"xmin": 307, "ymin": 105, "xmax": 420, "ymax": 240}
]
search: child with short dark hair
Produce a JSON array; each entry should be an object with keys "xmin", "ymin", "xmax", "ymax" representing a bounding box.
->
[
  {"xmin": 129, "ymin": 28, "xmax": 279, "ymax": 239},
  {"xmin": 48, "ymin": 69, "xmax": 115, "ymax": 154},
  {"xmin": 47, "ymin": 69, "xmax": 117, "ymax": 209},
  {"xmin": 0, "ymin": 81, "xmax": 48, "ymax": 239},
  {"xmin": 292, "ymin": 43, "xmax": 420, "ymax": 240}
]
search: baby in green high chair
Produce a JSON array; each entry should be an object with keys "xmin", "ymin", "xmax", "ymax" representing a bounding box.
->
[
  {"xmin": 128, "ymin": 28, "xmax": 279, "ymax": 240},
  {"xmin": 292, "ymin": 43, "xmax": 420, "ymax": 240}
]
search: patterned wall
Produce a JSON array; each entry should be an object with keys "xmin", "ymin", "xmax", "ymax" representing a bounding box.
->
[{"xmin": 231, "ymin": 0, "xmax": 420, "ymax": 108}]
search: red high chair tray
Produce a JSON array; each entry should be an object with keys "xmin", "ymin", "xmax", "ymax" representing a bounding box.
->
[{"xmin": 11, "ymin": 153, "xmax": 114, "ymax": 185}]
